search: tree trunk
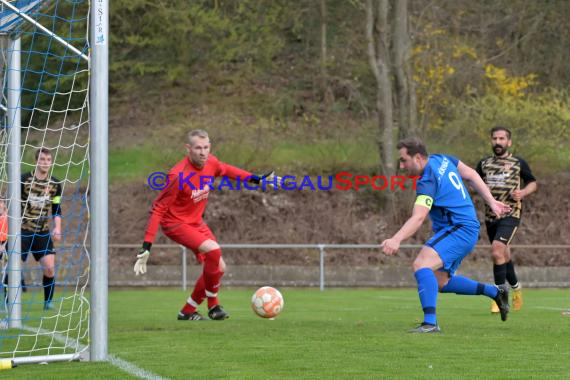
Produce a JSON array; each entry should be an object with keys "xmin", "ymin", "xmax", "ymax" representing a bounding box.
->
[
  {"xmin": 320, "ymin": 0, "xmax": 333, "ymax": 104},
  {"xmin": 366, "ymin": 0, "xmax": 395, "ymax": 177},
  {"xmin": 392, "ymin": 0, "xmax": 417, "ymax": 139},
  {"xmin": 320, "ymin": 0, "xmax": 327, "ymax": 75}
]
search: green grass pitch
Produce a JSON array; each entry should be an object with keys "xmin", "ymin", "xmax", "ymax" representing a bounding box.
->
[{"xmin": 2, "ymin": 288, "xmax": 569, "ymax": 379}]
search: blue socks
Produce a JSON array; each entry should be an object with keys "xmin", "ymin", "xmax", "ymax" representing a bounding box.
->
[
  {"xmin": 441, "ymin": 275, "xmax": 498, "ymax": 299},
  {"xmin": 414, "ymin": 268, "xmax": 438, "ymax": 326},
  {"xmin": 414, "ymin": 270, "xmax": 500, "ymax": 326}
]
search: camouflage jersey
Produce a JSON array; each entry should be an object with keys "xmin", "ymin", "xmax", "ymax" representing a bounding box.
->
[
  {"xmin": 476, "ymin": 154, "xmax": 536, "ymax": 222},
  {"xmin": 21, "ymin": 172, "xmax": 63, "ymax": 233}
]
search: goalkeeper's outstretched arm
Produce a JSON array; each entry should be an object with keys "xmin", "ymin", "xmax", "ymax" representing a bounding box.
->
[
  {"xmin": 250, "ymin": 170, "xmax": 282, "ymax": 187},
  {"xmin": 218, "ymin": 162, "xmax": 282, "ymax": 188},
  {"xmin": 136, "ymin": 170, "xmax": 180, "ymax": 276},
  {"xmin": 134, "ymin": 242, "xmax": 151, "ymax": 276}
]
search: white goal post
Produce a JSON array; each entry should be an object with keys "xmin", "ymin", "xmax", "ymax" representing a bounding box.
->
[{"xmin": 0, "ymin": 0, "xmax": 107, "ymax": 367}]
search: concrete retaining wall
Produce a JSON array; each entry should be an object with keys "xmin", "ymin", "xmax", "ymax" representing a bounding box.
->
[{"xmin": 110, "ymin": 262, "xmax": 570, "ymax": 288}]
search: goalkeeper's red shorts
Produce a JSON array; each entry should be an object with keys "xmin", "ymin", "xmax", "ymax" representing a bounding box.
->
[{"xmin": 161, "ymin": 222, "xmax": 217, "ymax": 263}]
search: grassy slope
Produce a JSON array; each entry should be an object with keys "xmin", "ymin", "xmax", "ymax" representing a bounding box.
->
[{"xmin": 103, "ymin": 80, "xmax": 568, "ymax": 187}]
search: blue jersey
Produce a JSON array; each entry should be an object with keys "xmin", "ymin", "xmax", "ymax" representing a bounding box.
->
[{"xmin": 416, "ymin": 154, "xmax": 479, "ymax": 232}]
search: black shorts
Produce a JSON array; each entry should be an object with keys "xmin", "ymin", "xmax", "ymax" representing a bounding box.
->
[
  {"xmin": 485, "ymin": 216, "xmax": 520, "ymax": 245},
  {"xmin": 21, "ymin": 230, "xmax": 55, "ymax": 262}
]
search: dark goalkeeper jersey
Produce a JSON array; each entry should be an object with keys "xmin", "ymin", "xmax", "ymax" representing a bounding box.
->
[
  {"xmin": 21, "ymin": 172, "xmax": 63, "ymax": 232},
  {"xmin": 476, "ymin": 154, "xmax": 536, "ymax": 222}
]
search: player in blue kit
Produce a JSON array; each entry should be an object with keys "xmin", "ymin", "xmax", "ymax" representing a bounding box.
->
[{"xmin": 381, "ymin": 137, "xmax": 512, "ymax": 333}]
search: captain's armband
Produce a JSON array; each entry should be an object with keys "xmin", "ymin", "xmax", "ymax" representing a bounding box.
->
[{"xmin": 415, "ymin": 195, "xmax": 433, "ymax": 209}]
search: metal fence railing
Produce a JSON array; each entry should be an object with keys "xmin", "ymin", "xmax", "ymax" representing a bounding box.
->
[{"xmin": 109, "ymin": 244, "xmax": 570, "ymax": 291}]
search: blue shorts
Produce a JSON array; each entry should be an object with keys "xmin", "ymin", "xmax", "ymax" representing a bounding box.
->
[{"xmin": 425, "ymin": 224, "xmax": 479, "ymax": 275}]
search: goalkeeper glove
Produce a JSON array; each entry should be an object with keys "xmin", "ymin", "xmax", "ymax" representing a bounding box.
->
[
  {"xmin": 251, "ymin": 170, "xmax": 282, "ymax": 188},
  {"xmin": 134, "ymin": 242, "xmax": 152, "ymax": 276}
]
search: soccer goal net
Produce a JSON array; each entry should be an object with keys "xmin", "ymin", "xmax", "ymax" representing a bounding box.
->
[{"xmin": 0, "ymin": 0, "xmax": 93, "ymax": 366}]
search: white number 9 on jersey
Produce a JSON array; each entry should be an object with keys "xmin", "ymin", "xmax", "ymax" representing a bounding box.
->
[{"xmin": 448, "ymin": 172, "xmax": 466, "ymax": 199}]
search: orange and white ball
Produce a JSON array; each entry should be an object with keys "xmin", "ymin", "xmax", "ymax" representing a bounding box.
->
[{"xmin": 251, "ymin": 286, "xmax": 284, "ymax": 318}]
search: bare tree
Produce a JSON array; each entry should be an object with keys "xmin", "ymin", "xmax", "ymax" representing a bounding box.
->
[
  {"xmin": 366, "ymin": 0, "xmax": 395, "ymax": 177},
  {"xmin": 320, "ymin": 0, "xmax": 327, "ymax": 76},
  {"xmin": 366, "ymin": 0, "xmax": 417, "ymax": 177},
  {"xmin": 392, "ymin": 0, "xmax": 417, "ymax": 138},
  {"xmin": 320, "ymin": 0, "xmax": 333, "ymax": 103}
]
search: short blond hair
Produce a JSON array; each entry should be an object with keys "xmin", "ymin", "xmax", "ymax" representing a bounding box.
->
[{"xmin": 187, "ymin": 129, "xmax": 209, "ymax": 145}]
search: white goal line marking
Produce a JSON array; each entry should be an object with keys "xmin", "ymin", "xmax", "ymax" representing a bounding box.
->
[
  {"xmin": 108, "ymin": 354, "xmax": 171, "ymax": 380},
  {"xmin": 20, "ymin": 325, "xmax": 170, "ymax": 379},
  {"xmin": 530, "ymin": 306, "xmax": 570, "ymax": 311}
]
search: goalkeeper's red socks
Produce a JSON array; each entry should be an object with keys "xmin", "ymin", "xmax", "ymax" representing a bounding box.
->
[
  {"xmin": 207, "ymin": 296, "xmax": 219, "ymax": 309},
  {"xmin": 192, "ymin": 274, "xmax": 206, "ymax": 305},
  {"xmin": 180, "ymin": 301, "xmax": 197, "ymax": 315},
  {"xmin": 181, "ymin": 275, "xmax": 207, "ymax": 315},
  {"xmin": 180, "ymin": 292, "xmax": 219, "ymax": 314},
  {"xmin": 181, "ymin": 249, "xmax": 225, "ymax": 314},
  {"xmin": 204, "ymin": 248, "xmax": 223, "ymax": 309}
]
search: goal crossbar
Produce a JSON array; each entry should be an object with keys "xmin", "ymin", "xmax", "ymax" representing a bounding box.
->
[{"xmin": 0, "ymin": 0, "xmax": 89, "ymax": 62}]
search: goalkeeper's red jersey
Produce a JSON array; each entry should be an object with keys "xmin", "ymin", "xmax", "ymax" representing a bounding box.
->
[{"xmin": 144, "ymin": 155, "xmax": 252, "ymax": 243}]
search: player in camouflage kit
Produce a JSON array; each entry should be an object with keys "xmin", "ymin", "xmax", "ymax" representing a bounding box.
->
[
  {"xmin": 21, "ymin": 148, "xmax": 63, "ymax": 310},
  {"xmin": 476, "ymin": 126, "xmax": 537, "ymax": 313}
]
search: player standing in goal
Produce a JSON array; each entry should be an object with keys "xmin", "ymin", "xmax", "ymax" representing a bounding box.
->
[
  {"xmin": 135, "ymin": 129, "xmax": 281, "ymax": 321},
  {"xmin": 381, "ymin": 138, "xmax": 511, "ymax": 333},
  {"xmin": 18, "ymin": 148, "xmax": 63, "ymax": 310},
  {"xmin": 476, "ymin": 126, "xmax": 537, "ymax": 313}
]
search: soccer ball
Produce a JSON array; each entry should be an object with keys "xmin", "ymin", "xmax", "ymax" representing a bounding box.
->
[{"xmin": 251, "ymin": 286, "xmax": 284, "ymax": 318}]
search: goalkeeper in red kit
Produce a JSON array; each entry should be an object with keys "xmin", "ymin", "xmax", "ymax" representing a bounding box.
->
[{"xmin": 135, "ymin": 129, "xmax": 281, "ymax": 320}]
